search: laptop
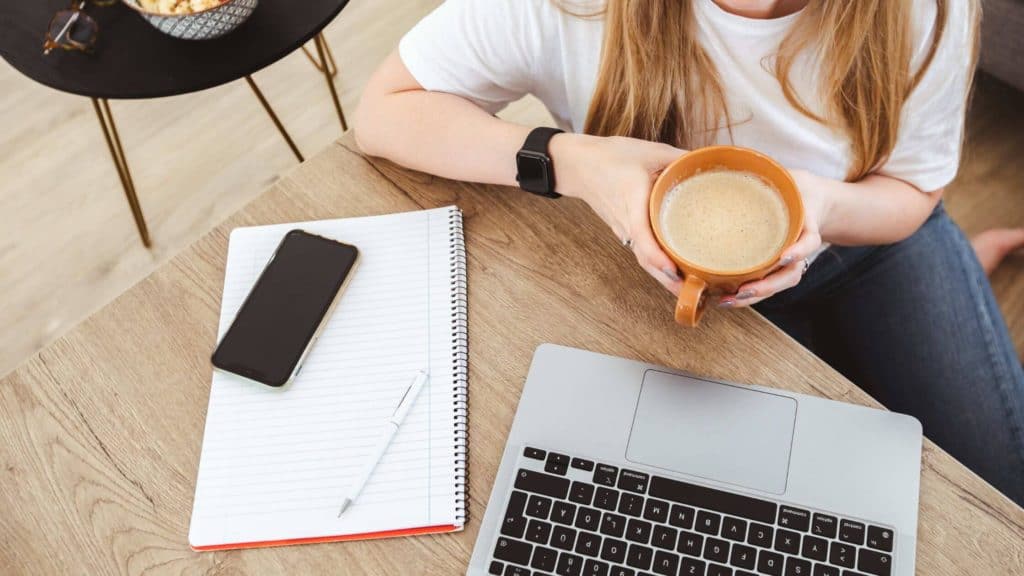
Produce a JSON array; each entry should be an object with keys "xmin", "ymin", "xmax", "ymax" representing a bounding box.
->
[{"xmin": 467, "ymin": 344, "xmax": 922, "ymax": 576}]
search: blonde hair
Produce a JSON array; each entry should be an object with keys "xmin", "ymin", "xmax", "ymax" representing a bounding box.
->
[{"xmin": 562, "ymin": 0, "xmax": 980, "ymax": 181}]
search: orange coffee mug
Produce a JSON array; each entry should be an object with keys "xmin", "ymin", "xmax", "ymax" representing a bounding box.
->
[{"xmin": 649, "ymin": 146, "xmax": 804, "ymax": 326}]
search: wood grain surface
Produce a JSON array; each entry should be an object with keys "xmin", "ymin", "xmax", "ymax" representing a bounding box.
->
[{"xmin": 1, "ymin": 134, "xmax": 1022, "ymax": 575}]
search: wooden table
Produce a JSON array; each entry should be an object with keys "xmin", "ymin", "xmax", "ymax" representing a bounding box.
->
[{"xmin": 2, "ymin": 134, "xmax": 1022, "ymax": 575}]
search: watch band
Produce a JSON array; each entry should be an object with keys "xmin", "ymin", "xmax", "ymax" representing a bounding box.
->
[
  {"xmin": 516, "ymin": 127, "xmax": 564, "ymax": 198},
  {"xmin": 522, "ymin": 126, "xmax": 564, "ymax": 155}
]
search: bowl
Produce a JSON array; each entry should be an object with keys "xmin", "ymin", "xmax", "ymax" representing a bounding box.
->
[{"xmin": 122, "ymin": 0, "xmax": 259, "ymax": 40}]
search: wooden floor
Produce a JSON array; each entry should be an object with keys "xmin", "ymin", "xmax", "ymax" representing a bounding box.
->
[{"xmin": 0, "ymin": 0, "xmax": 1021, "ymax": 377}]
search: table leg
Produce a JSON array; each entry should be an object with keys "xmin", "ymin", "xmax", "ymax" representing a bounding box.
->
[
  {"xmin": 312, "ymin": 33, "xmax": 348, "ymax": 132},
  {"xmin": 301, "ymin": 33, "xmax": 337, "ymax": 78},
  {"xmin": 91, "ymin": 98, "xmax": 152, "ymax": 248},
  {"xmin": 244, "ymin": 75, "xmax": 304, "ymax": 163}
]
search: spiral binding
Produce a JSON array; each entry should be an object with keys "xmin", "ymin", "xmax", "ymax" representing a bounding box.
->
[{"xmin": 448, "ymin": 207, "xmax": 469, "ymax": 526}]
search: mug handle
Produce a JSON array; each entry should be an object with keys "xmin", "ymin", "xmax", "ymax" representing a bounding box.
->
[{"xmin": 675, "ymin": 275, "xmax": 708, "ymax": 326}]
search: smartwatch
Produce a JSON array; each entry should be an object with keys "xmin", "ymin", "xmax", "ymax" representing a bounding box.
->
[{"xmin": 516, "ymin": 127, "xmax": 564, "ymax": 198}]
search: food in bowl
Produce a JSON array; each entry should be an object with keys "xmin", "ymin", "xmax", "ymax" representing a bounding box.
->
[{"xmin": 138, "ymin": 0, "xmax": 228, "ymax": 14}]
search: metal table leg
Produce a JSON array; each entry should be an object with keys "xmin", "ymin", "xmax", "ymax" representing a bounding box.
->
[
  {"xmin": 91, "ymin": 98, "xmax": 151, "ymax": 248},
  {"xmin": 310, "ymin": 33, "xmax": 347, "ymax": 132},
  {"xmin": 245, "ymin": 75, "xmax": 305, "ymax": 163}
]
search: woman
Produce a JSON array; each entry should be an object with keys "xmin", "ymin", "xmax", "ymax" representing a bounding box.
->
[{"xmin": 355, "ymin": 0, "xmax": 1024, "ymax": 504}]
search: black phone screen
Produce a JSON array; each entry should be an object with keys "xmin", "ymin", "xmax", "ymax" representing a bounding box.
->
[{"xmin": 211, "ymin": 230, "xmax": 358, "ymax": 387}]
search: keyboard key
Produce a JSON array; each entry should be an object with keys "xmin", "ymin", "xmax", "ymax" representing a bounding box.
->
[
  {"xmin": 525, "ymin": 447, "xmax": 546, "ymax": 460},
  {"xmin": 736, "ymin": 572, "xmax": 757, "ymax": 576},
  {"xmin": 812, "ymin": 564, "xmax": 839, "ymax": 576},
  {"xmin": 728, "ymin": 543, "xmax": 756, "ymax": 570},
  {"xmin": 838, "ymin": 520, "xmax": 865, "ymax": 546},
  {"xmin": 527, "ymin": 519, "xmax": 552, "ymax": 545},
  {"xmin": 552, "ymin": 525, "xmax": 577, "ymax": 551},
  {"xmin": 502, "ymin": 512, "xmax": 528, "ymax": 539},
  {"xmin": 721, "ymin": 517, "xmax": 747, "ymax": 542},
  {"xmin": 557, "ymin": 555, "xmax": 585, "ymax": 576},
  {"xmin": 652, "ymin": 550, "xmax": 680, "ymax": 576},
  {"xmin": 670, "ymin": 504, "xmax": 696, "ymax": 529},
  {"xmin": 600, "ymin": 538, "xmax": 628, "ymax": 564},
  {"xmin": 677, "ymin": 530, "xmax": 704, "ymax": 557},
  {"xmin": 707, "ymin": 564, "xmax": 732, "ymax": 576},
  {"xmin": 584, "ymin": 559, "xmax": 610, "ymax": 576},
  {"xmin": 595, "ymin": 487, "xmax": 619, "ymax": 511},
  {"xmin": 507, "ymin": 491, "xmax": 528, "ymax": 515},
  {"xmin": 611, "ymin": 567, "xmax": 636, "ymax": 576},
  {"xmin": 627, "ymin": 543, "xmax": 655, "ymax": 570},
  {"xmin": 504, "ymin": 565, "xmax": 529, "ymax": 576},
  {"xmin": 703, "ymin": 537, "xmax": 730, "ymax": 563},
  {"xmin": 801, "ymin": 535, "xmax": 828, "ymax": 562},
  {"xmin": 680, "ymin": 557, "xmax": 707, "ymax": 576},
  {"xmin": 553, "ymin": 501, "xmax": 578, "ymax": 525},
  {"xmin": 549, "ymin": 452, "xmax": 570, "ymax": 465},
  {"xmin": 785, "ymin": 557, "xmax": 811, "ymax": 576},
  {"xmin": 557, "ymin": 552, "xmax": 585, "ymax": 576},
  {"xmin": 570, "ymin": 481, "xmax": 595, "ymax": 506},
  {"xmin": 778, "ymin": 506, "xmax": 811, "ymax": 532},
  {"xmin": 600, "ymin": 513, "xmax": 627, "ymax": 538},
  {"xmin": 865, "ymin": 526, "xmax": 893, "ymax": 552},
  {"xmin": 516, "ymin": 469, "xmax": 570, "ymax": 500},
  {"xmin": 649, "ymin": 476, "xmax": 777, "ymax": 525},
  {"xmin": 533, "ymin": 546, "xmax": 559, "ymax": 571},
  {"xmin": 594, "ymin": 464, "xmax": 619, "ymax": 487},
  {"xmin": 576, "ymin": 532, "xmax": 602, "ymax": 557},
  {"xmin": 829, "ymin": 541, "xmax": 856, "ymax": 569},
  {"xmin": 576, "ymin": 507, "xmax": 602, "ymax": 531},
  {"xmin": 810, "ymin": 514, "xmax": 837, "ymax": 539},
  {"xmin": 619, "ymin": 493, "xmax": 645, "ymax": 517},
  {"xmin": 840, "ymin": 572, "xmax": 869, "ymax": 576},
  {"xmin": 696, "ymin": 510, "xmax": 722, "ymax": 535},
  {"xmin": 756, "ymin": 550, "xmax": 784, "ymax": 576},
  {"xmin": 489, "ymin": 560, "xmax": 504, "ymax": 575},
  {"xmin": 774, "ymin": 528, "xmax": 801, "ymax": 555},
  {"xmin": 651, "ymin": 524, "xmax": 677, "ymax": 550},
  {"xmin": 494, "ymin": 537, "xmax": 533, "ymax": 565},
  {"xmin": 747, "ymin": 523, "xmax": 774, "ymax": 548},
  {"xmin": 527, "ymin": 495, "xmax": 553, "ymax": 519},
  {"xmin": 619, "ymin": 469, "xmax": 651, "ymax": 493},
  {"xmin": 643, "ymin": 499, "xmax": 670, "ymax": 523},
  {"xmin": 547, "ymin": 459, "xmax": 569, "ymax": 475},
  {"xmin": 572, "ymin": 458, "xmax": 596, "ymax": 472},
  {"xmin": 626, "ymin": 518, "xmax": 653, "ymax": 544},
  {"xmin": 857, "ymin": 548, "xmax": 892, "ymax": 576}
]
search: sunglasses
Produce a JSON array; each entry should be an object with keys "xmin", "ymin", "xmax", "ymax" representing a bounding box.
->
[{"xmin": 43, "ymin": 0, "xmax": 117, "ymax": 55}]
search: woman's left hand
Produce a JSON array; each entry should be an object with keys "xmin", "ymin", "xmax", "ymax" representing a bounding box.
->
[{"xmin": 719, "ymin": 169, "xmax": 833, "ymax": 308}]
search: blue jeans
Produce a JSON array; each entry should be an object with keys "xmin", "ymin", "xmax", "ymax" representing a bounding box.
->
[{"xmin": 755, "ymin": 203, "xmax": 1024, "ymax": 505}]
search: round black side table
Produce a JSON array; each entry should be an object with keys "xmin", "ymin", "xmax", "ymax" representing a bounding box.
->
[{"xmin": 0, "ymin": 0, "xmax": 351, "ymax": 247}]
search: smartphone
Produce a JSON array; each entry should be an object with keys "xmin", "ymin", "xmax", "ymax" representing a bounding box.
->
[{"xmin": 211, "ymin": 229, "xmax": 359, "ymax": 387}]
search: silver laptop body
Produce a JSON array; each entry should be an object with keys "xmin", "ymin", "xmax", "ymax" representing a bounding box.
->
[{"xmin": 467, "ymin": 344, "xmax": 922, "ymax": 576}]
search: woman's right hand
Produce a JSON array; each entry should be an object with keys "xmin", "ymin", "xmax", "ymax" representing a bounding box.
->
[{"xmin": 550, "ymin": 133, "xmax": 687, "ymax": 294}]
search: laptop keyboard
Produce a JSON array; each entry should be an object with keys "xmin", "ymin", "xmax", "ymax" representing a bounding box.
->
[{"xmin": 487, "ymin": 446, "xmax": 895, "ymax": 576}]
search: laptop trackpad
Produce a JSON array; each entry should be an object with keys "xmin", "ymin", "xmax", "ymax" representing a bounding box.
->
[{"xmin": 626, "ymin": 370, "xmax": 797, "ymax": 494}]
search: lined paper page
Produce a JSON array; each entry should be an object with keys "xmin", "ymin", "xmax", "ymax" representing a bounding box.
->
[{"xmin": 189, "ymin": 207, "xmax": 461, "ymax": 548}]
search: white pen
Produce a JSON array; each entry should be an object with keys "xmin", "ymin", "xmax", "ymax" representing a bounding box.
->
[{"xmin": 338, "ymin": 370, "xmax": 430, "ymax": 517}]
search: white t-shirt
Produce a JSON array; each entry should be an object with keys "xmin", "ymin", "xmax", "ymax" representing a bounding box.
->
[{"xmin": 399, "ymin": 0, "xmax": 974, "ymax": 191}]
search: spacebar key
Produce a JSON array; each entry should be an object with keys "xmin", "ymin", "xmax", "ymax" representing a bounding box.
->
[
  {"xmin": 648, "ymin": 475, "xmax": 777, "ymax": 524},
  {"xmin": 514, "ymin": 468, "xmax": 570, "ymax": 499}
]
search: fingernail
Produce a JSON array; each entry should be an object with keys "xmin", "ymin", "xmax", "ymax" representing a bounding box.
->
[
  {"xmin": 737, "ymin": 289, "xmax": 756, "ymax": 300},
  {"xmin": 779, "ymin": 255, "xmax": 795, "ymax": 266},
  {"xmin": 718, "ymin": 298, "xmax": 735, "ymax": 308},
  {"xmin": 661, "ymin": 267, "xmax": 681, "ymax": 282}
]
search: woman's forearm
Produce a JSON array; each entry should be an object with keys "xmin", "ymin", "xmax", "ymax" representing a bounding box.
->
[
  {"xmin": 816, "ymin": 173, "xmax": 943, "ymax": 246},
  {"xmin": 354, "ymin": 52, "xmax": 530, "ymax": 187}
]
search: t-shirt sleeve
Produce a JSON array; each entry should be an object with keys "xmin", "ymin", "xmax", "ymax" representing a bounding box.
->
[
  {"xmin": 399, "ymin": 0, "xmax": 542, "ymax": 115},
  {"xmin": 879, "ymin": 0, "xmax": 975, "ymax": 192}
]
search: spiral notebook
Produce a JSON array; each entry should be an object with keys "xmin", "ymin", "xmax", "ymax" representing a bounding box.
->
[{"xmin": 188, "ymin": 206, "xmax": 468, "ymax": 551}]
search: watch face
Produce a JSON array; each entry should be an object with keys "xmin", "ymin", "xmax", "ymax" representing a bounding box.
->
[{"xmin": 516, "ymin": 151, "xmax": 551, "ymax": 193}]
